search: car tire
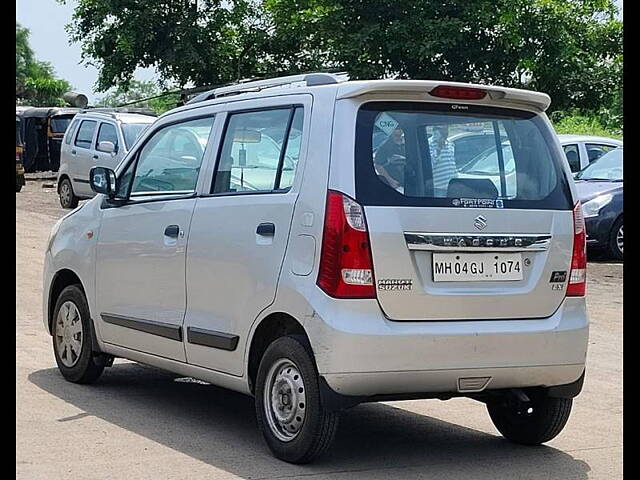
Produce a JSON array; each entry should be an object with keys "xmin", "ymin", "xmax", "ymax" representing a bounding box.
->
[
  {"xmin": 487, "ymin": 389, "xmax": 572, "ymax": 445},
  {"xmin": 16, "ymin": 183, "xmax": 22, "ymax": 193},
  {"xmin": 58, "ymin": 177, "xmax": 79, "ymax": 209},
  {"xmin": 255, "ymin": 335, "xmax": 339, "ymax": 464},
  {"xmin": 608, "ymin": 217, "xmax": 623, "ymax": 261},
  {"xmin": 52, "ymin": 285, "xmax": 105, "ymax": 384}
]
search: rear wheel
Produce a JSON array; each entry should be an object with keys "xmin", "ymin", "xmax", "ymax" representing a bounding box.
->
[
  {"xmin": 255, "ymin": 336, "xmax": 339, "ymax": 463},
  {"xmin": 608, "ymin": 217, "xmax": 623, "ymax": 260},
  {"xmin": 52, "ymin": 285, "xmax": 105, "ymax": 383},
  {"xmin": 487, "ymin": 389, "xmax": 572, "ymax": 445},
  {"xmin": 16, "ymin": 183, "xmax": 22, "ymax": 193},
  {"xmin": 58, "ymin": 177, "xmax": 78, "ymax": 209}
]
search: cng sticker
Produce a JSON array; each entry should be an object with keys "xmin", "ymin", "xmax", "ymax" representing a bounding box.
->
[{"xmin": 375, "ymin": 112, "xmax": 399, "ymax": 135}]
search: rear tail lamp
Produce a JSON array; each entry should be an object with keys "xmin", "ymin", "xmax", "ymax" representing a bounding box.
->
[
  {"xmin": 317, "ymin": 190, "xmax": 376, "ymax": 298},
  {"xmin": 567, "ymin": 201, "xmax": 587, "ymax": 296}
]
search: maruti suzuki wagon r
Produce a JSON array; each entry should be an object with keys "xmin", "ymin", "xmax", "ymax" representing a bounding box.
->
[{"xmin": 43, "ymin": 73, "xmax": 588, "ymax": 463}]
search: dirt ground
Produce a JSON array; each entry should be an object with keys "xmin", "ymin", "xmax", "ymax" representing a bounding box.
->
[{"xmin": 16, "ymin": 180, "xmax": 622, "ymax": 479}]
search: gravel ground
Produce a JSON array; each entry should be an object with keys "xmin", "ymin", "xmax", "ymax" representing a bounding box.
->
[{"xmin": 16, "ymin": 180, "xmax": 622, "ymax": 479}]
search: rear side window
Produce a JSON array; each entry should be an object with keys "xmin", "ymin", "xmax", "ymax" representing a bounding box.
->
[
  {"xmin": 355, "ymin": 102, "xmax": 572, "ymax": 209},
  {"xmin": 562, "ymin": 144, "xmax": 580, "ymax": 172},
  {"xmin": 96, "ymin": 122, "xmax": 119, "ymax": 153},
  {"xmin": 212, "ymin": 106, "xmax": 302, "ymax": 194},
  {"xmin": 74, "ymin": 120, "xmax": 97, "ymax": 149}
]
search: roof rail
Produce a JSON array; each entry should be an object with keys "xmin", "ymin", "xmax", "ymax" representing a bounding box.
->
[
  {"xmin": 186, "ymin": 72, "xmax": 348, "ymax": 105},
  {"xmin": 79, "ymin": 107, "xmax": 158, "ymax": 117}
]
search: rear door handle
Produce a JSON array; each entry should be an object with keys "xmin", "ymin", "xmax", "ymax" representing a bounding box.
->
[
  {"xmin": 256, "ymin": 223, "xmax": 275, "ymax": 236},
  {"xmin": 164, "ymin": 225, "xmax": 180, "ymax": 238}
]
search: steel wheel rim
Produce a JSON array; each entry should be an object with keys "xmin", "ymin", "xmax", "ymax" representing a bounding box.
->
[
  {"xmin": 263, "ymin": 358, "xmax": 307, "ymax": 442},
  {"xmin": 616, "ymin": 224, "xmax": 623, "ymax": 254},
  {"xmin": 55, "ymin": 301, "xmax": 83, "ymax": 367},
  {"xmin": 60, "ymin": 182, "xmax": 71, "ymax": 205}
]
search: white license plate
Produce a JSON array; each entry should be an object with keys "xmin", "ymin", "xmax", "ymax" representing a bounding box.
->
[{"xmin": 432, "ymin": 253, "xmax": 523, "ymax": 282}]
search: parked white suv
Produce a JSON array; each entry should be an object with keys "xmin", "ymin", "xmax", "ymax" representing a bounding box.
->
[
  {"xmin": 43, "ymin": 74, "xmax": 588, "ymax": 463},
  {"xmin": 57, "ymin": 110, "xmax": 156, "ymax": 208}
]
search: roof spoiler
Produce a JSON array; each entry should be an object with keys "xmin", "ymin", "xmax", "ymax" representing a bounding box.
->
[{"xmin": 336, "ymin": 81, "xmax": 551, "ymax": 112}]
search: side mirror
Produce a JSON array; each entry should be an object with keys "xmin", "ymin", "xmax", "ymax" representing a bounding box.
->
[
  {"xmin": 97, "ymin": 141, "xmax": 117, "ymax": 154},
  {"xmin": 90, "ymin": 166, "xmax": 117, "ymax": 197}
]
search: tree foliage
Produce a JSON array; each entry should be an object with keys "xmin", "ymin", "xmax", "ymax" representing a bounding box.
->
[
  {"xmin": 95, "ymin": 80, "xmax": 180, "ymax": 114},
  {"xmin": 61, "ymin": 0, "xmax": 622, "ymax": 125},
  {"xmin": 16, "ymin": 23, "xmax": 72, "ymax": 107}
]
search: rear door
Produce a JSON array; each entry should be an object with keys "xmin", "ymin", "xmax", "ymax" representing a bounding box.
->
[
  {"xmin": 183, "ymin": 96, "xmax": 309, "ymax": 375},
  {"xmin": 353, "ymin": 101, "xmax": 575, "ymax": 321}
]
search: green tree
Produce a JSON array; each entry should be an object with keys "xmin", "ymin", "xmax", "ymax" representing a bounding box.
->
[
  {"xmin": 95, "ymin": 80, "xmax": 181, "ymax": 114},
  {"xmin": 16, "ymin": 22, "xmax": 72, "ymax": 106},
  {"xmin": 61, "ymin": 0, "xmax": 622, "ymax": 127}
]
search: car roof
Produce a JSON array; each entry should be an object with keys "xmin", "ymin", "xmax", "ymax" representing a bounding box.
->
[
  {"xmin": 557, "ymin": 134, "xmax": 623, "ymax": 145},
  {"xmin": 75, "ymin": 111, "xmax": 156, "ymax": 124},
  {"xmin": 162, "ymin": 73, "xmax": 553, "ymax": 120}
]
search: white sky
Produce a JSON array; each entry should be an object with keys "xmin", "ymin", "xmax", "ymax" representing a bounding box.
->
[
  {"xmin": 16, "ymin": 0, "xmax": 157, "ymax": 102},
  {"xmin": 16, "ymin": 0, "xmax": 623, "ymax": 104}
]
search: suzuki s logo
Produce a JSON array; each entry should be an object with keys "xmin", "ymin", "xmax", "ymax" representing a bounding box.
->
[{"xmin": 474, "ymin": 215, "xmax": 488, "ymax": 230}]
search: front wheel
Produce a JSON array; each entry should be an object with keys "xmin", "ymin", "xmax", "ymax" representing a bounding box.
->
[
  {"xmin": 52, "ymin": 285, "xmax": 105, "ymax": 383},
  {"xmin": 255, "ymin": 336, "xmax": 339, "ymax": 463},
  {"xmin": 487, "ymin": 390, "xmax": 572, "ymax": 445},
  {"xmin": 58, "ymin": 177, "xmax": 79, "ymax": 209},
  {"xmin": 608, "ymin": 217, "xmax": 623, "ymax": 260}
]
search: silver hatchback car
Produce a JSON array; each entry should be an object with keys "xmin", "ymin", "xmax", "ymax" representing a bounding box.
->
[
  {"xmin": 57, "ymin": 110, "xmax": 156, "ymax": 208},
  {"xmin": 43, "ymin": 74, "xmax": 588, "ymax": 463}
]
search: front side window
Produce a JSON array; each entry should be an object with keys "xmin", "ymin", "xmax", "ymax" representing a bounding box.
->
[
  {"xmin": 356, "ymin": 102, "xmax": 572, "ymax": 209},
  {"xmin": 575, "ymin": 148, "xmax": 623, "ymax": 182},
  {"xmin": 212, "ymin": 107, "xmax": 303, "ymax": 194},
  {"xmin": 96, "ymin": 123, "xmax": 119, "ymax": 153},
  {"xmin": 562, "ymin": 144, "xmax": 581, "ymax": 172},
  {"xmin": 586, "ymin": 143, "xmax": 617, "ymax": 164},
  {"xmin": 122, "ymin": 116, "xmax": 214, "ymax": 196},
  {"xmin": 74, "ymin": 120, "xmax": 97, "ymax": 149}
]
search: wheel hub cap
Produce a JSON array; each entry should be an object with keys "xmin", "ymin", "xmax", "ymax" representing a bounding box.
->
[
  {"xmin": 264, "ymin": 359, "xmax": 307, "ymax": 442},
  {"xmin": 55, "ymin": 301, "xmax": 83, "ymax": 368},
  {"xmin": 617, "ymin": 225, "xmax": 623, "ymax": 254}
]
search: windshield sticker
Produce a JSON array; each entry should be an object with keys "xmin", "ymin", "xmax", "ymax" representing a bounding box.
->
[{"xmin": 452, "ymin": 198, "xmax": 504, "ymax": 208}]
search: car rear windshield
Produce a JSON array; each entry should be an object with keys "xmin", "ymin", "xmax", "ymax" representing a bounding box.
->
[{"xmin": 355, "ymin": 102, "xmax": 572, "ymax": 210}]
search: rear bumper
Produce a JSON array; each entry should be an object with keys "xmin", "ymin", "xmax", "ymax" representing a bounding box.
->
[{"xmin": 305, "ymin": 296, "xmax": 588, "ymax": 397}]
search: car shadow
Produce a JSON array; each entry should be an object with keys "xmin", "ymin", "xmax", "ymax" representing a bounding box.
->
[{"xmin": 29, "ymin": 363, "xmax": 590, "ymax": 479}]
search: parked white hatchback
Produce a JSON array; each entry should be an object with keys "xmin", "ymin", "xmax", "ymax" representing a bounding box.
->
[
  {"xmin": 44, "ymin": 74, "xmax": 588, "ymax": 463},
  {"xmin": 57, "ymin": 109, "xmax": 156, "ymax": 208}
]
